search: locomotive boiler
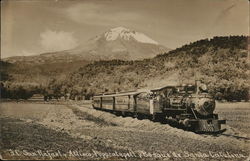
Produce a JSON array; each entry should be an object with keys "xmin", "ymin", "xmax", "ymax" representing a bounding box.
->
[{"xmin": 92, "ymin": 80, "xmax": 226, "ymax": 133}]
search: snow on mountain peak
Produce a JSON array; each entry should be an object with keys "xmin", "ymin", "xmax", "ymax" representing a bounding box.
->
[
  {"xmin": 104, "ymin": 27, "xmax": 159, "ymax": 45},
  {"xmin": 110, "ymin": 26, "xmax": 130, "ymax": 33}
]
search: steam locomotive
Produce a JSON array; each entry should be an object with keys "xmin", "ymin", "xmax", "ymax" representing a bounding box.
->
[{"xmin": 92, "ymin": 80, "xmax": 226, "ymax": 133}]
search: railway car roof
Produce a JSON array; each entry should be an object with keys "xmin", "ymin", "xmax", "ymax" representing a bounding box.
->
[
  {"xmin": 150, "ymin": 85, "xmax": 176, "ymax": 92},
  {"xmin": 93, "ymin": 91, "xmax": 145, "ymax": 98}
]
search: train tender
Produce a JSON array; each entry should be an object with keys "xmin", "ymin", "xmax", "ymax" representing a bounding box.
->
[{"xmin": 92, "ymin": 80, "xmax": 226, "ymax": 133}]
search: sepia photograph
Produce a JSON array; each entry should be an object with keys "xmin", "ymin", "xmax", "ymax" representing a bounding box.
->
[{"xmin": 0, "ymin": 0, "xmax": 249, "ymax": 160}]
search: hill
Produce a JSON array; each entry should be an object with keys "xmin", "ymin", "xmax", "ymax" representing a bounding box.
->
[
  {"xmin": 1, "ymin": 36, "xmax": 249, "ymax": 101},
  {"xmin": 0, "ymin": 59, "xmax": 89, "ymax": 86},
  {"xmin": 1, "ymin": 26, "xmax": 169, "ymax": 91},
  {"xmin": 64, "ymin": 36, "xmax": 249, "ymax": 101}
]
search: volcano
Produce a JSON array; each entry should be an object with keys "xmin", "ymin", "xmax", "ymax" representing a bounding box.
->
[
  {"xmin": 4, "ymin": 27, "xmax": 171, "ymax": 64},
  {"xmin": 71, "ymin": 26, "xmax": 170, "ymax": 60}
]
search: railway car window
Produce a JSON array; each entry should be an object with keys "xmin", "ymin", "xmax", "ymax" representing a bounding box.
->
[
  {"xmin": 93, "ymin": 97, "xmax": 101, "ymax": 102},
  {"xmin": 116, "ymin": 96, "xmax": 129, "ymax": 104},
  {"xmin": 102, "ymin": 97, "xmax": 113, "ymax": 103},
  {"xmin": 94, "ymin": 97, "xmax": 101, "ymax": 100}
]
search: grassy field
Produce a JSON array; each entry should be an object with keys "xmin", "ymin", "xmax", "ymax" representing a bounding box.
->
[
  {"xmin": 0, "ymin": 101, "xmax": 249, "ymax": 160},
  {"xmin": 215, "ymin": 102, "xmax": 250, "ymax": 135}
]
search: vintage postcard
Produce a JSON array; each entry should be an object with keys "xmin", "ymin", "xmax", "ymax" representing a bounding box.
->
[{"xmin": 0, "ymin": 0, "xmax": 249, "ymax": 160}]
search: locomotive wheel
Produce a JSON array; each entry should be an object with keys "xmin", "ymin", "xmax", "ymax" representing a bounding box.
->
[{"xmin": 183, "ymin": 119, "xmax": 190, "ymax": 127}]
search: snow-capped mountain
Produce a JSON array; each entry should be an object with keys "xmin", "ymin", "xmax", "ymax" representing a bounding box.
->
[
  {"xmin": 104, "ymin": 27, "xmax": 159, "ymax": 44},
  {"xmin": 70, "ymin": 26, "xmax": 170, "ymax": 60},
  {"xmin": 4, "ymin": 27, "xmax": 171, "ymax": 64}
]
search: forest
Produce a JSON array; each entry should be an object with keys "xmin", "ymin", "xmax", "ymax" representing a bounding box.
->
[{"xmin": 0, "ymin": 36, "xmax": 249, "ymax": 101}]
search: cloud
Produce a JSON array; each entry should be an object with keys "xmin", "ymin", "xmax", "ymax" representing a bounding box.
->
[
  {"xmin": 40, "ymin": 29, "xmax": 78, "ymax": 52},
  {"xmin": 65, "ymin": 3, "xmax": 142, "ymax": 26}
]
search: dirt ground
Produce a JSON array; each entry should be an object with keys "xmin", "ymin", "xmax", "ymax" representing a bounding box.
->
[{"xmin": 0, "ymin": 101, "xmax": 249, "ymax": 161}]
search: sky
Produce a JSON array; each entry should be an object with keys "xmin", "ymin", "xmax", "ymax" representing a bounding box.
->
[{"xmin": 1, "ymin": 0, "xmax": 249, "ymax": 58}]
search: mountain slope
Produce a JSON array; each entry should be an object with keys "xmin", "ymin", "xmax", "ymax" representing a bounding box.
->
[
  {"xmin": 4, "ymin": 27, "xmax": 170, "ymax": 64},
  {"xmin": 1, "ymin": 36, "xmax": 248, "ymax": 101},
  {"xmin": 1, "ymin": 27, "xmax": 170, "ymax": 85},
  {"xmin": 65, "ymin": 36, "xmax": 249, "ymax": 100},
  {"xmin": 69, "ymin": 26, "xmax": 170, "ymax": 60}
]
